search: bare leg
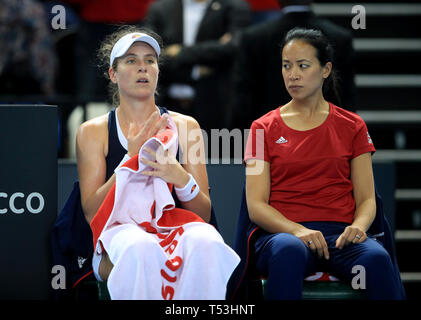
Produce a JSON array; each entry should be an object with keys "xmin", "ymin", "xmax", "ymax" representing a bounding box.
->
[{"xmin": 98, "ymin": 251, "xmax": 113, "ymax": 281}]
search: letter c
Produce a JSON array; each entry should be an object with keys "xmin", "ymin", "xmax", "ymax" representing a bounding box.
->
[
  {"xmin": 10, "ymin": 192, "xmax": 25, "ymax": 214},
  {"xmin": 0, "ymin": 192, "xmax": 7, "ymax": 214}
]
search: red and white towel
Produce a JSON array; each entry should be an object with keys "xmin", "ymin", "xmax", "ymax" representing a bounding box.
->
[{"xmin": 90, "ymin": 117, "xmax": 240, "ymax": 299}]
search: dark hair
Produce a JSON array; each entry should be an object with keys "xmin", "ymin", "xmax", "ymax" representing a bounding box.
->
[
  {"xmin": 281, "ymin": 27, "xmax": 342, "ymax": 105},
  {"xmin": 97, "ymin": 25, "xmax": 163, "ymax": 106}
]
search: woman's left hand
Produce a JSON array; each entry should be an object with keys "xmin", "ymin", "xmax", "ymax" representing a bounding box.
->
[
  {"xmin": 140, "ymin": 146, "xmax": 190, "ymax": 189},
  {"xmin": 335, "ymin": 225, "xmax": 367, "ymax": 249}
]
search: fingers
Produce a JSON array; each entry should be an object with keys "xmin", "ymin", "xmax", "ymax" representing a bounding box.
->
[
  {"xmin": 335, "ymin": 235, "xmax": 343, "ymax": 250},
  {"xmin": 312, "ymin": 237, "xmax": 324, "ymax": 259},
  {"xmin": 335, "ymin": 226, "xmax": 366, "ymax": 249},
  {"xmin": 131, "ymin": 111, "xmax": 168, "ymax": 139},
  {"xmin": 127, "ymin": 112, "xmax": 169, "ymax": 156},
  {"xmin": 320, "ymin": 237, "xmax": 330, "ymax": 260},
  {"xmin": 142, "ymin": 146, "xmax": 157, "ymax": 159},
  {"xmin": 144, "ymin": 110, "xmax": 160, "ymax": 129},
  {"xmin": 336, "ymin": 227, "xmax": 354, "ymax": 249},
  {"xmin": 148, "ymin": 113, "xmax": 169, "ymax": 137},
  {"xmin": 140, "ymin": 146, "xmax": 187, "ymax": 187},
  {"xmin": 140, "ymin": 146, "xmax": 179, "ymax": 177},
  {"xmin": 140, "ymin": 156, "xmax": 159, "ymax": 170},
  {"xmin": 142, "ymin": 146, "xmax": 176, "ymax": 165},
  {"xmin": 128, "ymin": 121, "xmax": 142, "ymax": 141},
  {"xmin": 137, "ymin": 112, "xmax": 168, "ymax": 139},
  {"xmin": 335, "ymin": 229, "xmax": 348, "ymax": 249},
  {"xmin": 305, "ymin": 231, "xmax": 329, "ymax": 260},
  {"xmin": 129, "ymin": 111, "xmax": 158, "ymax": 136},
  {"xmin": 352, "ymin": 231, "xmax": 367, "ymax": 244}
]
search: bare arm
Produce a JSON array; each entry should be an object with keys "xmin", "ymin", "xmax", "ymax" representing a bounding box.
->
[
  {"xmin": 335, "ymin": 152, "xmax": 376, "ymax": 248},
  {"xmin": 177, "ymin": 116, "xmax": 211, "ymax": 222},
  {"xmin": 351, "ymin": 153, "xmax": 376, "ymax": 230},
  {"xmin": 246, "ymin": 159, "xmax": 330, "ymax": 259},
  {"xmin": 76, "ymin": 118, "xmax": 115, "ymax": 224},
  {"xmin": 246, "ymin": 160, "xmax": 302, "ymax": 234}
]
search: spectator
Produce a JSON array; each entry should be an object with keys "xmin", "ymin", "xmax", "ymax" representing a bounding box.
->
[
  {"xmin": 230, "ymin": 0, "xmax": 356, "ymax": 130},
  {"xmin": 144, "ymin": 0, "xmax": 251, "ymax": 133},
  {"xmin": 0, "ymin": 0, "xmax": 57, "ymax": 96},
  {"xmin": 42, "ymin": 1, "xmax": 82, "ymax": 158},
  {"xmin": 243, "ymin": 0, "xmax": 281, "ymax": 24}
]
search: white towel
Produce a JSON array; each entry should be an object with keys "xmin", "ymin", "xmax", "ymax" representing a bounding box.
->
[{"xmin": 90, "ymin": 117, "xmax": 240, "ymax": 299}]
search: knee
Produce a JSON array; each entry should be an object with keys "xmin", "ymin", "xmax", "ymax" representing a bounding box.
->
[
  {"xmin": 181, "ymin": 224, "xmax": 224, "ymax": 251},
  {"xmin": 266, "ymin": 234, "xmax": 307, "ymax": 265},
  {"xmin": 357, "ymin": 245, "xmax": 393, "ymax": 272},
  {"xmin": 123, "ymin": 232, "xmax": 160, "ymax": 256}
]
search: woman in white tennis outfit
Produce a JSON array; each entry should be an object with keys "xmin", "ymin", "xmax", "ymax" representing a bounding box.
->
[{"xmin": 76, "ymin": 26, "xmax": 239, "ymax": 300}]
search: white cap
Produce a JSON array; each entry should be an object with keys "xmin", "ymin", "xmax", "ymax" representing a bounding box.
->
[{"xmin": 109, "ymin": 32, "xmax": 161, "ymax": 66}]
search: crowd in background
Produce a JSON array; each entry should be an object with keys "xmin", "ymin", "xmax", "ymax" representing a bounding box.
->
[{"xmin": 0, "ymin": 0, "xmax": 356, "ymax": 157}]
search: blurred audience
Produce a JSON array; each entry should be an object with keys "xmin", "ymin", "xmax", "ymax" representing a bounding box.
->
[
  {"xmin": 144, "ymin": 0, "xmax": 251, "ymax": 133},
  {"xmin": 0, "ymin": 0, "xmax": 58, "ymax": 96},
  {"xmin": 243, "ymin": 0, "xmax": 281, "ymax": 24}
]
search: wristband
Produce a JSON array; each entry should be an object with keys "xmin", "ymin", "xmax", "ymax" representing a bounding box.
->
[
  {"xmin": 174, "ymin": 173, "xmax": 200, "ymax": 202},
  {"xmin": 117, "ymin": 154, "xmax": 131, "ymax": 169}
]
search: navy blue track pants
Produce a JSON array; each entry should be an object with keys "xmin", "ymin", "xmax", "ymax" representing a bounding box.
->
[{"xmin": 254, "ymin": 221, "xmax": 405, "ymax": 300}]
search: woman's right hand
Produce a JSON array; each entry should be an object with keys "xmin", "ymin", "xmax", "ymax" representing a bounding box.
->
[
  {"xmin": 127, "ymin": 111, "xmax": 169, "ymax": 157},
  {"xmin": 293, "ymin": 227, "xmax": 330, "ymax": 260}
]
